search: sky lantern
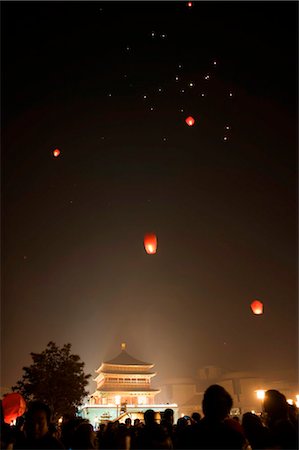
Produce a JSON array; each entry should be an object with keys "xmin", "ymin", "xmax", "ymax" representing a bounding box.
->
[
  {"xmin": 2, "ymin": 393, "xmax": 26, "ymax": 424},
  {"xmin": 53, "ymin": 148, "xmax": 61, "ymax": 158},
  {"xmin": 251, "ymin": 299, "xmax": 264, "ymax": 315},
  {"xmin": 185, "ymin": 116, "xmax": 195, "ymax": 126},
  {"xmin": 187, "ymin": 1, "xmax": 193, "ymax": 7},
  {"xmin": 144, "ymin": 233, "xmax": 157, "ymax": 254}
]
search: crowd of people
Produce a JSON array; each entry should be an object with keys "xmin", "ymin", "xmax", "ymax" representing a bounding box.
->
[{"xmin": 1, "ymin": 384, "xmax": 298, "ymax": 449}]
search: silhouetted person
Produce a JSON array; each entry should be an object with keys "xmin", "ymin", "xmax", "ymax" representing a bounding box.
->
[
  {"xmin": 191, "ymin": 412, "xmax": 201, "ymax": 424},
  {"xmin": 16, "ymin": 401, "xmax": 64, "ymax": 449},
  {"xmin": 60, "ymin": 416, "xmax": 85, "ymax": 449},
  {"xmin": 263, "ymin": 389, "xmax": 298, "ymax": 449},
  {"xmin": 190, "ymin": 384, "xmax": 246, "ymax": 449},
  {"xmin": 241, "ymin": 412, "xmax": 271, "ymax": 449},
  {"xmin": 135, "ymin": 409, "xmax": 171, "ymax": 449},
  {"xmin": 160, "ymin": 408, "xmax": 175, "ymax": 444},
  {"xmin": 173, "ymin": 416, "xmax": 192, "ymax": 449},
  {"xmin": 72, "ymin": 422, "xmax": 97, "ymax": 449}
]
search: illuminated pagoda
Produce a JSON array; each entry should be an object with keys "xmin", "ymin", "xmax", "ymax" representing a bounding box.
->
[
  {"xmin": 90, "ymin": 343, "xmax": 160, "ymax": 407},
  {"xmin": 79, "ymin": 343, "xmax": 178, "ymax": 425}
]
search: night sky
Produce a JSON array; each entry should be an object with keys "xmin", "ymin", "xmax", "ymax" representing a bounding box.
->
[{"xmin": 2, "ymin": 1, "xmax": 298, "ymax": 393}]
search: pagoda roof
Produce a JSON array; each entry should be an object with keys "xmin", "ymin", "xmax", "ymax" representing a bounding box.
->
[
  {"xmin": 101, "ymin": 370, "xmax": 155, "ymax": 376},
  {"xmin": 104, "ymin": 348, "xmax": 152, "ymax": 367}
]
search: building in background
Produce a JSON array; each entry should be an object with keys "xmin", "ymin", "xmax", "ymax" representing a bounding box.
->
[
  {"xmin": 155, "ymin": 365, "xmax": 299, "ymax": 418},
  {"xmin": 79, "ymin": 343, "xmax": 178, "ymax": 426}
]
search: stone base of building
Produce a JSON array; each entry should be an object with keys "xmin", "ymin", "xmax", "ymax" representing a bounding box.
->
[{"xmin": 78, "ymin": 403, "xmax": 179, "ymax": 428}]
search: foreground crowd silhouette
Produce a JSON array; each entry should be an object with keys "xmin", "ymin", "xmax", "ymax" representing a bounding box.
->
[{"xmin": 1, "ymin": 385, "xmax": 298, "ymax": 449}]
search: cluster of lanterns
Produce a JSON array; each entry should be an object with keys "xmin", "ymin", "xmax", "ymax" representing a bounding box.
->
[{"xmin": 52, "ymin": 131, "xmax": 264, "ymax": 318}]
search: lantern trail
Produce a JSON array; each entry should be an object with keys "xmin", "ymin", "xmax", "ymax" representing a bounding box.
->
[
  {"xmin": 250, "ymin": 300, "xmax": 264, "ymax": 315},
  {"xmin": 144, "ymin": 233, "xmax": 158, "ymax": 254}
]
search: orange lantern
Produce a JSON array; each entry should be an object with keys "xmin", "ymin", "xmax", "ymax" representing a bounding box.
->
[
  {"xmin": 250, "ymin": 300, "xmax": 264, "ymax": 315},
  {"xmin": 185, "ymin": 116, "xmax": 195, "ymax": 126},
  {"xmin": 144, "ymin": 233, "xmax": 157, "ymax": 254},
  {"xmin": 2, "ymin": 393, "xmax": 26, "ymax": 424},
  {"xmin": 53, "ymin": 148, "xmax": 61, "ymax": 158}
]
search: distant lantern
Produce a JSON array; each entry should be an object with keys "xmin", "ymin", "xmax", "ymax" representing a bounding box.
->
[
  {"xmin": 2, "ymin": 393, "xmax": 26, "ymax": 424},
  {"xmin": 185, "ymin": 116, "xmax": 195, "ymax": 126},
  {"xmin": 251, "ymin": 300, "xmax": 264, "ymax": 315},
  {"xmin": 53, "ymin": 148, "xmax": 61, "ymax": 158},
  {"xmin": 144, "ymin": 233, "xmax": 157, "ymax": 254},
  {"xmin": 187, "ymin": 1, "xmax": 193, "ymax": 7}
]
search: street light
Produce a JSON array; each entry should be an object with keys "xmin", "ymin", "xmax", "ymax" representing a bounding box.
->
[
  {"xmin": 115, "ymin": 395, "xmax": 121, "ymax": 419},
  {"xmin": 255, "ymin": 390, "xmax": 265, "ymax": 413}
]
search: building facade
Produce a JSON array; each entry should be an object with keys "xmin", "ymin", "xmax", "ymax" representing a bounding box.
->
[
  {"xmin": 90, "ymin": 343, "xmax": 160, "ymax": 407},
  {"xmin": 80, "ymin": 344, "xmax": 178, "ymax": 425}
]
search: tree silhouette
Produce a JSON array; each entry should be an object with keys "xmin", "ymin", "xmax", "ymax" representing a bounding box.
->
[{"xmin": 12, "ymin": 341, "xmax": 91, "ymax": 419}]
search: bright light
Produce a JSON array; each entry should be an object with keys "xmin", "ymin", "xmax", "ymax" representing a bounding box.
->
[
  {"xmin": 287, "ymin": 399, "xmax": 294, "ymax": 405},
  {"xmin": 256, "ymin": 390, "xmax": 265, "ymax": 400},
  {"xmin": 58, "ymin": 417, "xmax": 63, "ymax": 424},
  {"xmin": 295, "ymin": 395, "xmax": 299, "ymax": 408},
  {"xmin": 251, "ymin": 410, "xmax": 256, "ymax": 414},
  {"xmin": 138, "ymin": 396, "xmax": 146, "ymax": 405},
  {"xmin": 115, "ymin": 395, "xmax": 121, "ymax": 405}
]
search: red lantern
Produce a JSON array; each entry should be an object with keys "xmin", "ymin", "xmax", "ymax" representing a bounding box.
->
[
  {"xmin": 53, "ymin": 148, "xmax": 61, "ymax": 158},
  {"xmin": 250, "ymin": 300, "xmax": 263, "ymax": 315},
  {"xmin": 144, "ymin": 233, "xmax": 157, "ymax": 254},
  {"xmin": 187, "ymin": 1, "xmax": 193, "ymax": 7},
  {"xmin": 2, "ymin": 393, "xmax": 26, "ymax": 424},
  {"xmin": 185, "ymin": 116, "xmax": 195, "ymax": 126}
]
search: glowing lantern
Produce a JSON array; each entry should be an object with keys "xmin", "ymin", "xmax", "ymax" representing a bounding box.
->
[
  {"xmin": 53, "ymin": 149, "xmax": 61, "ymax": 158},
  {"xmin": 185, "ymin": 116, "xmax": 195, "ymax": 126},
  {"xmin": 2, "ymin": 393, "xmax": 26, "ymax": 424},
  {"xmin": 251, "ymin": 300, "xmax": 263, "ymax": 315},
  {"xmin": 187, "ymin": 1, "xmax": 193, "ymax": 6},
  {"xmin": 144, "ymin": 233, "xmax": 157, "ymax": 254}
]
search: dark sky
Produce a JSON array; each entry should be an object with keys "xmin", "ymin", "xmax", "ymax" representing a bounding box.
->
[{"xmin": 2, "ymin": 1, "xmax": 298, "ymax": 393}]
